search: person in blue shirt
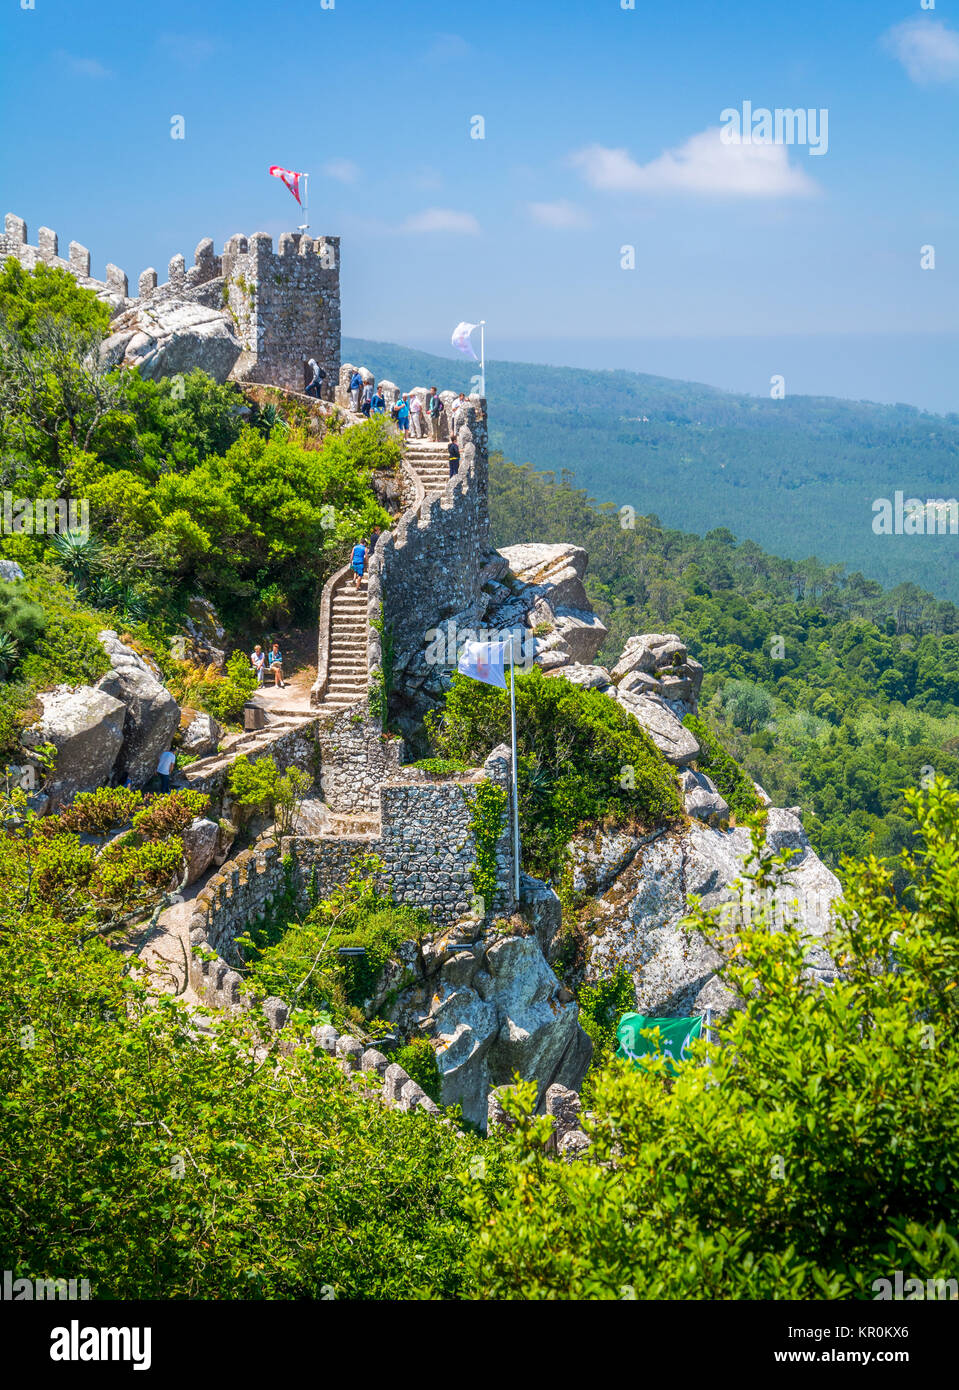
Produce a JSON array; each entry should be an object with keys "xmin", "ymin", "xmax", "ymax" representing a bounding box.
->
[
  {"xmin": 371, "ymin": 388, "xmax": 386, "ymax": 415},
  {"xmin": 351, "ymin": 538, "xmax": 367, "ymax": 589},
  {"xmin": 349, "ymin": 371, "xmax": 363, "ymax": 412},
  {"xmin": 268, "ymin": 642, "xmax": 284, "ymax": 687},
  {"xmin": 395, "ymin": 394, "xmax": 410, "ymax": 438}
]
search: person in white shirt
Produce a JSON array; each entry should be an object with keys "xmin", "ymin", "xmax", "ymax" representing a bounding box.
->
[
  {"xmin": 408, "ymin": 392, "xmax": 425, "ymax": 438},
  {"xmin": 251, "ymin": 645, "xmax": 266, "ymax": 685},
  {"xmin": 157, "ymin": 749, "xmax": 176, "ymax": 793}
]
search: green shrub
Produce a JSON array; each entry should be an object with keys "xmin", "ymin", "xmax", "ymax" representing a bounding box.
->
[
  {"xmin": 242, "ymin": 856, "xmax": 430, "ymax": 1020},
  {"xmin": 466, "ymin": 782, "xmax": 959, "ymax": 1299},
  {"xmin": 427, "ymin": 665, "xmax": 683, "ymax": 880},
  {"xmin": 227, "ymin": 754, "xmax": 312, "ymax": 836},
  {"xmin": 392, "ymin": 1038, "xmax": 442, "ymax": 1104},
  {"xmin": 409, "ymin": 757, "xmax": 470, "ymax": 775},
  {"xmin": 683, "ymin": 713, "xmax": 763, "ymax": 821},
  {"xmin": 578, "ymin": 965, "xmax": 636, "ymax": 1072}
]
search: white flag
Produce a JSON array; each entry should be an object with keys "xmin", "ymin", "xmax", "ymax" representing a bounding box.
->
[
  {"xmin": 451, "ymin": 321, "xmax": 479, "ymax": 359},
  {"xmin": 457, "ymin": 639, "xmax": 509, "ymax": 689}
]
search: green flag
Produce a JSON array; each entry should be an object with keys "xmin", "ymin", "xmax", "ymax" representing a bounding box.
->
[{"xmin": 616, "ymin": 1012, "xmax": 705, "ymax": 1073}]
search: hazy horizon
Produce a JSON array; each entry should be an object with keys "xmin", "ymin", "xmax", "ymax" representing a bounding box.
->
[{"xmin": 346, "ymin": 330, "xmax": 959, "ymax": 418}]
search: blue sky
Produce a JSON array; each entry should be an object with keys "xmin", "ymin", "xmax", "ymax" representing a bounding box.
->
[{"xmin": 2, "ymin": 0, "xmax": 959, "ymax": 410}]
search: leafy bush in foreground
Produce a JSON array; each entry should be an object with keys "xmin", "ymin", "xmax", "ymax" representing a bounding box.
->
[{"xmin": 467, "ymin": 782, "xmax": 959, "ymax": 1299}]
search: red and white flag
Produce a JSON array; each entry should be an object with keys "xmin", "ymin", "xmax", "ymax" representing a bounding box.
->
[{"xmin": 269, "ymin": 165, "xmax": 304, "ymax": 205}]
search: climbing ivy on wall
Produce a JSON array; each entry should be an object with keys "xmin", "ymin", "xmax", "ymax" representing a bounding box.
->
[
  {"xmin": 467, "ymin": 779, "xmax": 507, "ymax": 913},
  {"xmin": 369, "ymin": 613, "xmax": 395, "ymax": 731}
]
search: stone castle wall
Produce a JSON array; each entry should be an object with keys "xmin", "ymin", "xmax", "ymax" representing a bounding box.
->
[
  {"xmin": 222, "ymin": 231, "xmax": 340, "ymax": 394},
  {"xmin": 0, "ymin": 213, "xmax": 132, "ymax": 310},
  {"xmin": 368, "ymin": 395, "xmax": 491, "ymax": 679},
  {"xmin": 187, "ymin": 745, "xmax": 516, "ymax": 967},
  {"xmin": 1, "ymin": 213, "xmax": 341, "ymax": 393}
]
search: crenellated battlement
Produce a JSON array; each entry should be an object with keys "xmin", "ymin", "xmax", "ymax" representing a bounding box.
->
[{"xmin": 0, "ymin": 212, "xmax": 132, "ymax": 308}]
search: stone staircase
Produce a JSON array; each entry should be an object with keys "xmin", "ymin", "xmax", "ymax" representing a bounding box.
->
[
  {"xmin": 404, "ymin": 438, "xmax": 452, "ymax": 495},
  {"xmin": 317, "ymin": 570, "xmax": 369, "ymax": 710},
  {"xmin": 181, "ymin": 714, "xmax": 315, "ymax": 787}
]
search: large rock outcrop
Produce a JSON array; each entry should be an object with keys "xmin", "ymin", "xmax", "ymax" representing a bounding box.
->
[
  {"xmin": 96, "ymin": 631, "xmax": 180, "ymax": 787},
  {"xmin": 376, "ymin": 927, "xmax": 592, "ymax": 1129},
  {"xmin": 494, "ymin": 543, "xmax": 608, "ymax": 667},
  {"xmin": 21, "ymin": 685, "xmax": 127, "ymax": 810},
  {"xmin": 99, "ymin": 299, "xmax": 242, "ymax": 384},
  {"xmin": 580, "ymin": 807, "xmax": 840, "ymax": 1017}
]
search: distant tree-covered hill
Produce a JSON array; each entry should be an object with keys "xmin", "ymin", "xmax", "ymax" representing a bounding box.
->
[
  {"xmin": 488, "ymin": 453, "xmax": 959, "ymax": 883},
  {"xmin": 344, "ymin": 337, "xmax": 959, "ymax": 603}
]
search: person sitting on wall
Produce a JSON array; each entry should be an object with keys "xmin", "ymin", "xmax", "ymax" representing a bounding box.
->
[
  {"xmin": 251, "ymin": 644, "xmax": 266, "ymax": 685},
  {"xmin": 351, "ymin": 537, "xmax": 368, "ymax": 589},
  {"xmin": 268, "ymin": 642, "xmax": 285, "ymax": 688},
  {"xmin": 305, "ymin": 358, "xmax": 326, "ymax": 398},
  {"xmin": 448, "ymin": 436, "xmax": 461, "ymax": 477}
]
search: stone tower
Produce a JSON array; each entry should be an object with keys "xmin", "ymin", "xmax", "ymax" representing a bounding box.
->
[{"xmin": 221, "ymin": 231, "xmax": 340, "ymax": 394}]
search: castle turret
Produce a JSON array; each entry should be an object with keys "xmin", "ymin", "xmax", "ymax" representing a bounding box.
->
[{"xmin": 221, "ymin": 230, "xmax": 340, "ymax": 395}]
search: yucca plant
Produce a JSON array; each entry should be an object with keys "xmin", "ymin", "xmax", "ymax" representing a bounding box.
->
[
  {"xmin": 0, "ymin": 630, "xmax": 19, "ymax": 677},
  {"xmin": 49, "ymin": 528, "xmax": 104, "ymax": 589}
]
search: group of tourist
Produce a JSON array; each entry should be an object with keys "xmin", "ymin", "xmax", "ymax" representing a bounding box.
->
[{"xmin": 346, "ymin": 372, "xmax": 469, "ymax": 444}]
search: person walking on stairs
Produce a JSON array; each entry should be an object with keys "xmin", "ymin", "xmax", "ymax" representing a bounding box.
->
[
  {"xmin": 428, "ymin": 387, "xmax": 443, "ymax": 440},
  {"xmin": 448, "ymin": 435, "xmax": 460, "ymax": 477},
  {"xmin": 305, "ymin": 359, "xmax": 325, "ymax": 398},
  {"xmin": 351, "ymin": 537, "xmax": 368, "ymax": 589}
]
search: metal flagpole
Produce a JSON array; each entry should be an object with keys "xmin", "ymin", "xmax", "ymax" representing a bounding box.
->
[{"xmin": 508, "ymin": 641, "xmax": 520, "ymax": 903}]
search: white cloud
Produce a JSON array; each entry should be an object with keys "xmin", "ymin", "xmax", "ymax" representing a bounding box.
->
[
  {"xmin": 399, "ymin": 208, "xmax": 480, "ymax": 235},
  {"xmin": 323, "ymin": 158, "xmax": 360, "ymax": 184},
  {"xmin": 58, "ymin": 51, "xmax": 111, "ymax": 78},
  {"xmin": 570, "ymin": 128, "xmax": 819, "ymax": 199},
  {"xmin": 425, "ymin": 33, "xmax": 470, "ymax": 61},
  {"xmin": 882, "ymin": 17, "xmax": 959, "ymax": 85},
  {"xmin": 526, "ymin": 199, "xmax": 590, "ymax": 228}
]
